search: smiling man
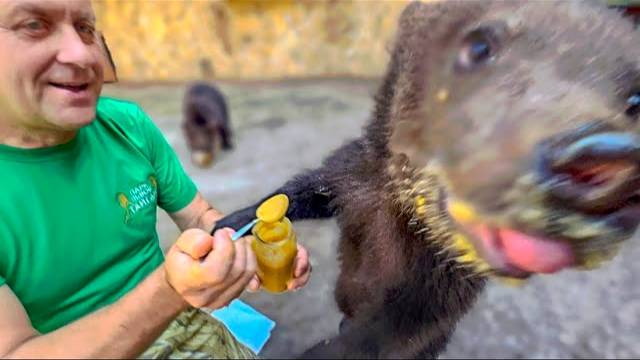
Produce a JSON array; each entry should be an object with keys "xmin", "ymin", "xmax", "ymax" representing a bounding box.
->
[{"xmin": 0, "ymin": 1, "xmax": 311, "ymax": 358}]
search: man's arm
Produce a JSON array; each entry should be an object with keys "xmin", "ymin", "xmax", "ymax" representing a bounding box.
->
[
  {"xmin": 0, "ymin": 228, "xmax": 257, "ymax": 359},
  {"xmin": 169, "ymin": 192, "xmax": 223, "ymax": 233},
  {"xmin": 0, "ymin": 268, "xmax": 187, "ymax": 359}
]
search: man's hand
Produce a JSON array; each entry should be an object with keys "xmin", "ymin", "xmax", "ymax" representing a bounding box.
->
[
  {"xmin": 164, "ymin": 228, "xmax": 257, "ymax": 310},
  {"xmin": 288, "ymin": 244, "xmax": 312, "ymax": 291}
]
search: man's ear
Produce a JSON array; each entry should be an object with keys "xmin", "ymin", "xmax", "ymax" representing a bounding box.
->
[{"xmin": 97, "ymin": 32, "xmax": 118, "ymax": 84}]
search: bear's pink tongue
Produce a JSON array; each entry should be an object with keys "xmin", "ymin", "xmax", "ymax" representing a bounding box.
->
[
  {"xmin": 494, "ymin": 228, "xmax": 575, "ymax": 273},
  {"xmin": 469, "ymin": 224, "xmax": 576, "ymax": 274}
]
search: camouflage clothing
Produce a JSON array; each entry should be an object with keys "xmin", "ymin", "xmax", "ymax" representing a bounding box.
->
[{"xmin": 140, "ymin": 308, "xmax": 258, "ymax": 359}]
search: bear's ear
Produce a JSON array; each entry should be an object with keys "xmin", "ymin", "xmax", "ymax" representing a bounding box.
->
[{"xmin": 97, "ymin": 32, "xmax": 118, "ymax": 84}]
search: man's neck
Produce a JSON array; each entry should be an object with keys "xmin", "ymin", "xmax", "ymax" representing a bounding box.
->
[{"xmin": 0, "ymin": 122, "xmax": 77, "ymax": 149}]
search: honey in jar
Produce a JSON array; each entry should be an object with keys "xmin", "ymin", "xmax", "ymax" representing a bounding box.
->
[{"xmin": 251, "ymin": 194, "xmax": 298, "ymax": 293}]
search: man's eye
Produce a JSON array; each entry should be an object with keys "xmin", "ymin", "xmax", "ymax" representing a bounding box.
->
[
  {"xmin": 76, "ymin": 22, "xmax": 97, "ymax": 42},
  {"xmin": 77, "ymin": 23, "xmax": 95, "ymax": 35},
  {"xmin": 20, "ymin": 19, "xmax": 48, "ymax": 35},
  {"xmin": 27, "ymin": 20, "xmax": 44, "ymax": 29}
]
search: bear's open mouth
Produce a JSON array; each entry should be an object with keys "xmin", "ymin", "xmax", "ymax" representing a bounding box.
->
[
  {"xmin": 446, "ymin": 195, "xmax": 575, "ymax": 278},
  {"xmin": 446, "ymin": 186, "xmax": 640, "ymax": 278},
  {"xmin": 453, "ymin": 219, "xmax": 575, "ymax": 278},
  {"xmin": 541, "ymin": 143, "xmax": 640, "ymax": 218},
  {"xmin": 536, "ymin": 131, "xmax": 640, "ymax": 231},
  {"xmin": 442, "ymin": 130, "xmax": 640, "ymax": 278}
]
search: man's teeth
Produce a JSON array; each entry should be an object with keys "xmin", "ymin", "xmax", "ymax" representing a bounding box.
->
[{"xmin": 50, "ymin": 82, "xmax": 89, "ymax": 89}]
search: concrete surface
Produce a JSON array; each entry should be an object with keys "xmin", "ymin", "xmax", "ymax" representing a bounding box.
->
[{"xmin": 102, "ymin": 80, "xmax": 640, "ymax": 359}]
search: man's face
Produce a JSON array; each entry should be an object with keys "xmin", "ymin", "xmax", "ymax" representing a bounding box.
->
[{"xmin": 0, "ymin": 0, "xmax": 103, "ymax": 132}]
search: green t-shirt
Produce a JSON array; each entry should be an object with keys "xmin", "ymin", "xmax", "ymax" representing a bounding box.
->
[{"xmin": 0, "ymin": 97, "xmax": 197, "ymax": 333}]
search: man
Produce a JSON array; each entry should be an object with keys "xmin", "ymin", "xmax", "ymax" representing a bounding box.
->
[{"xmin": 0, "ymin": 0, "xmax": 311, "ymax": 358}]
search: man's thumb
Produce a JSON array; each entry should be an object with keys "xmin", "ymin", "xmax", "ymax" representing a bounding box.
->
[{"xmin": 176, "ymin": 229, "xmax": 214, "ymax": 260}]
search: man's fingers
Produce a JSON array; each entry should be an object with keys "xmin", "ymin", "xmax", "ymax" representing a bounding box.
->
[
  {"xmin": 240, "ymin": 240, "xmax": 257, "ymax": 284},
  {"xmin": 246, "ymin": 275, "xmax": 261, "ymax": 292},
  {"xmin": 200, "ymin": 228, "xmax": 236, "ymax": 283},
  {"xmin": 288, "ymin": 245, "xmax": 312, "ymax": 291},
  {"xmin": 205, "ymin": 266, "xmax": 255, "ymax": 309},
  {"xmin": 293, "ymin": 244, "xmax": 309, "ymax": 278},
  {"xmin": 175, "ymin": 229, "xmax": 214, "ymax": 259},
  {"xmin": 221, "ymin": 227, "xmax": 236, "ymax": 239},
  {"xmin": 287, "ymin": 264, "xmax": 312, "ymax": 291},
  {"xmin": 227, "ymin": 237, "xmax": 248, "ymax": 283},
  {"xmin": 246, "ymin": 239, "xmax": 257, "ymax": 275}
]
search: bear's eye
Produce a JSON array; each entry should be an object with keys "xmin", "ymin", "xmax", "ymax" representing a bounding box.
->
[
  {"xmin": 626, "ymin": 91, "xmax": 640, "ymax": 119},
  {"xmin": 455, "ymin": 28, "xmax": 498, "ymax": 72}
]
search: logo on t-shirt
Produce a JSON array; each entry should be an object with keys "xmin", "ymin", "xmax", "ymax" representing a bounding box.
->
[{"xmin": 116, "ymin": 175, "xmax": 158, "ymax": 224}]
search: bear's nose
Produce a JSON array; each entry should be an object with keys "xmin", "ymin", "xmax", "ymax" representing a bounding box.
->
[{"xmin": 538, "ymin": 132, "xmax": 640, "ymax": 213}]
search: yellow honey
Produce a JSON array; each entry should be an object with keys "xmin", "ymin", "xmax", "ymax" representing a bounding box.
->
[
  {"xmin": 251, "ymin": 194, "xmax": 298, "ymax": 293},
  {"xmin": 256, "ymin": 194, "xmax": 289, "ymax": 223},
  {"xmin": 448, "ymin": 200, "xmax": 479, "ymax": 224}
]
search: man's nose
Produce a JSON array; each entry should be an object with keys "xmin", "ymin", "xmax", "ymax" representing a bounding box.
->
[{"xmin": 55, "ymin": 25, "xmax": 97, "ymax": 68}]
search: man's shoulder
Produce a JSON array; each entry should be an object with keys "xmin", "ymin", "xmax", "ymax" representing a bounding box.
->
[
  {"xmin": 94, "ymin": 96, "xmax": 154, "ymax": 139},
  {"xmin": 96, "ymin": 96, "xmax": 146, "ymax": 125}
]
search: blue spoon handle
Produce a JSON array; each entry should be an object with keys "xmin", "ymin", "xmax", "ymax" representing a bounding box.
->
[{"xmin": 231, "ymin": 219, "xmax": 258, "ymax": 241}]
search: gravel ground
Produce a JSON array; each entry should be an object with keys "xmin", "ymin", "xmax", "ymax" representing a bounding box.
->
[{"xmin": 102, "ymin": 80, "xmax": 640, "ymax": 359}]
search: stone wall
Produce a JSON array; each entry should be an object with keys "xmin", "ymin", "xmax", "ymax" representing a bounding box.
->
[{"xmin": 93, "ymin": 0, "xmax": 412, "ymax": 82}]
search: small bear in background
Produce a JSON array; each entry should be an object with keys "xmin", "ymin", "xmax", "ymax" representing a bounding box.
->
[{"xmin": 182, "ymin": 82, "xmax": 232, "ymax": 168}]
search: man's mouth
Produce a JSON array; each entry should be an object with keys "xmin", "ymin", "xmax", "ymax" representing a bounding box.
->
[{"xmin": 48, "ymin": 81, "xmax": 90, "ymax": 93}]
